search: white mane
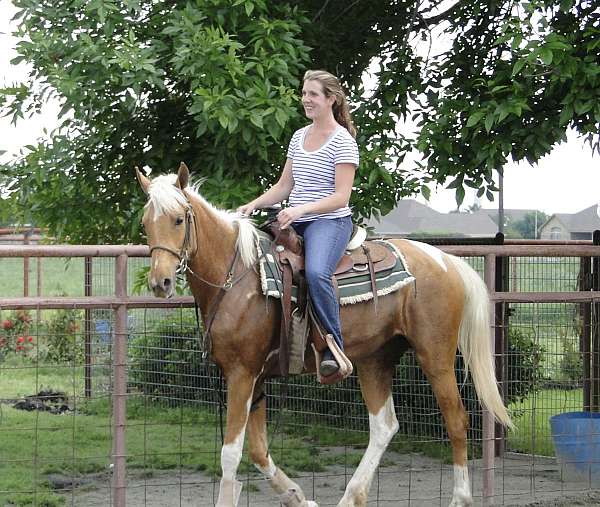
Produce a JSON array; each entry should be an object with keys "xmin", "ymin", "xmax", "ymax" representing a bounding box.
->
[{"xmin": 146, "ymin": 174, "xmax": 259, "ymax": 268}]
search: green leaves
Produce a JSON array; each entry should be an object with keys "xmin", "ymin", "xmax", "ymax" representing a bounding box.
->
[{"xmin": 1, "ymin": 0, "xmax": 599, "ymax": 242}]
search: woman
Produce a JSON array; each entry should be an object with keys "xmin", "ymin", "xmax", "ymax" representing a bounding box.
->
[{"xmin": 238, "ymin": 70, "xmax": 359, "ymax": 376}]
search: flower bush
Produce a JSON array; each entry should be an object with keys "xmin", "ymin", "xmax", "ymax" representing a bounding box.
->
[{"xmin": 0, "ymin": 311, "xmax": 36, "ymax": 361}]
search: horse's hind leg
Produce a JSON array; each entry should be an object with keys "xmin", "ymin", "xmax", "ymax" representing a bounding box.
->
[
  {"xmin": 413, "ymin": 345, "xmax": 473, "ymax": 507},
  {"xmin": 247, "ymin": 389, "xmax": 318, "ymax": 507},
  {"xmin": 338, "ymin": 354, "xmax": 399, "ymax": 507},
  {"xmin": 215, "ymin": 368, "xmax": 256, "ymax": 507}
]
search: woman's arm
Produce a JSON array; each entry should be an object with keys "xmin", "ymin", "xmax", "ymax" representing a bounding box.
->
[
  {"xmin": 237, "ymin": 159, "xmax": 294, "ymax": 215},
  {"xmin": 277, "ymin": 163, "xmax": 356, "ymax": 229}
]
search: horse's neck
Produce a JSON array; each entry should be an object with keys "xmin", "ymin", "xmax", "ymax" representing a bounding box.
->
[{"xmin": 187, "ymin": 197, "xmax": 239, "ymax": 305}]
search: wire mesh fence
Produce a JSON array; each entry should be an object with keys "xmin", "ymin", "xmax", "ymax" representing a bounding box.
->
[{"xmin": 1, "ymin": 244, "xmax": 599, "ymax": 506}]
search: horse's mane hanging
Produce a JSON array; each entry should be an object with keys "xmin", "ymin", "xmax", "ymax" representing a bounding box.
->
[{"xmin": 146, "ymin": 174, "xmax": 258, "ymax": 268}]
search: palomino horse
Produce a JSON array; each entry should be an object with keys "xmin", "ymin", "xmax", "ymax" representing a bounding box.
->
[{"xmin": 136, "ymin": 163, "xmax": 512, "ymax": 507}]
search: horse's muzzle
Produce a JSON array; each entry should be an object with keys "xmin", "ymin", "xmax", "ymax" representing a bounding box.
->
[{"xmin": 150, "ymin": 275, "xmax": 174, "ymax": 298}]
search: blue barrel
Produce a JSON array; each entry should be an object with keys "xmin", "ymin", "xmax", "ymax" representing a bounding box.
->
[{"xmin": 550, "ymin": 411, "xmax": 600, "ymax": 480}]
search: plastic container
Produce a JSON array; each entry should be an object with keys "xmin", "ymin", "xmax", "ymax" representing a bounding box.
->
[{"xmin": 550, "ymin": 411, "xmax": 600, "ymax": 482}]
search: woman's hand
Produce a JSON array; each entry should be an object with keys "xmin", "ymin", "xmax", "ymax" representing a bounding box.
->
[
  {"xmin": 236, "ymin": 202, "xmax": 257, "ymax": 217},
  {"xmin": 277, "ymin": 206, "xmax": 305, "ymax": 229}
]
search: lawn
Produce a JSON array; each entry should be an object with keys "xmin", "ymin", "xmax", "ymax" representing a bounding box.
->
[
  {"xmin": 507, "ymin": 388, "xmax": 582, "ymax": 456},
  {"xmin": 0, "ymin": 356, "xmax": 362, "ymax": 507},
  {"xmin": 0, "ymin": 258, "xmax": 86, "ymax": 298}
]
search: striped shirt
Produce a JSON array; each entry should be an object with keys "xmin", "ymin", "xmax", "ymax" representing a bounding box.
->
[{"xmin": 286, "ymin": 125, "xmax": 359, "ymax": 222}]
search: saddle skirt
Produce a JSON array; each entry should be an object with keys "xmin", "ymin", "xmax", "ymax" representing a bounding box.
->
[
  {"xmin": 257, "ymin": 231, "xmax": 414, "ymax": 306},
  {"xmin": 256, "ymin": 224, "xmax": 414, "ymax": 381}
]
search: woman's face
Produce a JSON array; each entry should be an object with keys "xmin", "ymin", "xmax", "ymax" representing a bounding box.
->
[{"xmin": 301, "ymin": 79, "xmax": 334, "ymax": 120}]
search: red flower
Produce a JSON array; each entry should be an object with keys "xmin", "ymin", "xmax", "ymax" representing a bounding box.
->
[
  {"xmin": 17, "ymin": 336, "xmax": 25, "ymax": 343},
  {"xmin": 16, "ymin": 345, "xmax": 23, "ymax": 351},
  {"xmin": 27, "ymin": 336, "xmax": 33, "ymax": 342},
  {"xmin": 2, "ymin": 319, "xmax": 14, "ymax": 330}
]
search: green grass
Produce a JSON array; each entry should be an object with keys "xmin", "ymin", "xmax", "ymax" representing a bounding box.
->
[
  {"xmin": 0, "ymin": 258, "xmax": 85, "ymax": 298},
  {"xmin": 0, "ymin": 357, "xmax": 85, "ymax": 400},
  {"xmin": 0, "ymin": 358, "xmax": 359, "ymax": 506},
  {"xmin": 508, "ymin": 388, "xmax": 582, "ymax": 456}
]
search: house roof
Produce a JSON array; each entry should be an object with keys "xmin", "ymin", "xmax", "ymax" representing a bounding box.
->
[
  {"xmin": 474, "ymin": 208, "xmax": 539, "ymax": 225},
  {"xmin": 366, "ymin": 199, "xmax": 498, "ymax": 237},
  {"xmin": 543, "ymin": 204, "xmax": 600, "ymax": 233}
]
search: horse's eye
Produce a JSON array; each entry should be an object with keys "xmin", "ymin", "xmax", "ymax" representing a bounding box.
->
[{"xmin": 175, "ymin": 217, "xmax": 184, "ymax": 226}]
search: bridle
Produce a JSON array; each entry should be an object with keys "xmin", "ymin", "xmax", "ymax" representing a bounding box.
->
[
  {"xmin": 147, "ymin": 193, "xmax": 258, "ymax": 356},
  {"xmin": 149, "ymin": 204, "xmax": 197, "ymax": 277}
]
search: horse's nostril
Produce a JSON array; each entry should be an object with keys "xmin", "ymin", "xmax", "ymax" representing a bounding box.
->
[{"xmin": 163, "ymin": 278, "xmax": 171, "ymax": 288}]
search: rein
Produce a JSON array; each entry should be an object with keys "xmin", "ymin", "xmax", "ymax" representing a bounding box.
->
[{"xmin": 148, "ymin": 198, "xmax": 284, "ymax": 444}]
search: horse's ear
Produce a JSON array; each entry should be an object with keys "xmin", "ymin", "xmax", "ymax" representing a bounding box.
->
[
  {"xmin": 177, "ymin": 162, "xmax": 189, "ymax": 189},
  {"xmin": 135, "ymin": 166, "xmax": 151, "ymax": 195}
]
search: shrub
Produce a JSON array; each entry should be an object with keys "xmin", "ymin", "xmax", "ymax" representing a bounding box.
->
[
  {"xmin": 559, "ymin": 334, "xmax": 583, "ymax": 383},
  {"xmin": 0, "ymin": 310, "xmax": 36, "ymax": 361},
  {"xmin": 127, "ymin": 317, "xmax": 543, "ymax": 439},
  {"xmin": 45, "ymin": 308, "xmax": 84, "ymax": 363},
  {"xmin": 129, "ymin": 313, "xmax": 217, "ymax": 405}
]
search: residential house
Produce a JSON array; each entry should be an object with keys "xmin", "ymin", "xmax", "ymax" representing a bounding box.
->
[
  {"xmin": 539, "ymin": 204, "xmax": 600, "ymax": 240},
  {"xmin": 365, "ymin": 199, "xmax": 498, "ymax": 237}
]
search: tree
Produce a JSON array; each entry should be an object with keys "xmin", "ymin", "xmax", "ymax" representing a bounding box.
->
[
  {"xmin": 1, "ymin": 1, "xmax": 598, "ymax": 243},
  {"xmin": 513, "ymin": 211, "xmax": 549, "ymax": 239}
]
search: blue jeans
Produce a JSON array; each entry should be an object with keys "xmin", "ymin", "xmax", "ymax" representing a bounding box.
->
[{"xmin": 293, "ymin": 216, "xmax": 352, "ymax": 351}]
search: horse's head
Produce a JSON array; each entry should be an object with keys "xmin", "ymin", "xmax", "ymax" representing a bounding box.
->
[{"xmin": 136, "ymin": 162, "xmax": 197, "ymax": 298}]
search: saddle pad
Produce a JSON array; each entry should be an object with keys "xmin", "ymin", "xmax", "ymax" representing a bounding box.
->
[{"xmin": 257, "ymin": 234, "xmax": 415, "ymax": 306}]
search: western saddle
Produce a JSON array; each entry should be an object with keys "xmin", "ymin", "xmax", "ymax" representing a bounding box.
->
[{"xmin": 262, "ymin": 214, "xmax": 397, "ymax": 384}]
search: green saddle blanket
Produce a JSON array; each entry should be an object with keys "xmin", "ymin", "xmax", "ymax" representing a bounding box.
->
[{"xmin": 257, "ymin": 235, "xmax": 414, "ymax": 306}]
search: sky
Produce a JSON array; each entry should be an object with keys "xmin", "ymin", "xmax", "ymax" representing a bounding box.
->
[{"xmin": 0, "ymin": 0, "xmax": 598, "ymax": 216}]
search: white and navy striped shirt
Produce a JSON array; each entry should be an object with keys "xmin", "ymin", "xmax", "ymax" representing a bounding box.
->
[{"xmin": 286, "ymin": 125, "xmax": 359, "ymax": 222}]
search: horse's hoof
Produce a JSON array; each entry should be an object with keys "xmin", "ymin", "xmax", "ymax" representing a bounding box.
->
[{"xmin": 449, "ymin": 492, "xmax": 473, "ymax": 507}]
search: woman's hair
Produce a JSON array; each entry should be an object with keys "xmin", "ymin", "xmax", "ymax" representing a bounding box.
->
[{"xmin": 303, "ymin": 70, "xmax": 357, "ymax": 138}]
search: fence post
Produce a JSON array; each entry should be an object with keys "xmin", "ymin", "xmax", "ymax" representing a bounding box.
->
[
  {"xmin": 494, "ymin": 233, "xmax": 507, "ymax": 457},
  {"xmin": 581, "ymin": 255, "xmax": 592, "ymax": 412},
  {"xmin": 593, "ymin": 230, "xmax": 600, "ymax": 412},
  {"xmin": 23, "ymin": 230, "xmax": 30, "ymax": 297},
  {"xmin": 483, "ymin": 253, "xmax": 496, "ymax": 506},
  {"xmin": 84, "ymin": 257, "xmax": 93, "ymax": 398},
  {"xmin": 112, "ymin": 253, "xmax": 128, "ymax": 507}
]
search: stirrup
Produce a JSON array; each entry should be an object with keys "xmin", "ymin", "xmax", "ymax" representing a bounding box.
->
[{"xmin": 312, "ymin": 335, "xmax": 353, "ymax": 385}]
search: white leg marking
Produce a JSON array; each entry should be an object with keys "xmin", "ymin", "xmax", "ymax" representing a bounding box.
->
[
  {"xmin": 339, "ymin": 394, "xmax": 399, "ymax": 506},
  {"xmin": 270, "ymin": 467, "xmax": 318, "ymax": 507},
  {"xmin": 221, "ymin": 431, "xmax": 245, "ymax": 480},
  {"xmin": 255, "ymin": 455, "xmax": 277, "ymax": 479},
  {"xmin": 408, "ymin": 240, "xmax": 447, "ymax": 271},
  {"xmin": 449, "ymin": 464, "xmax": 473, "ymax": 507},
  {"xmin": 216, "ymin": 380, "xmax": 255, "ymax": 507}
]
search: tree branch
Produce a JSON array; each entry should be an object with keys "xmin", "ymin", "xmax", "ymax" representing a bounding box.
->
[{"xmin": 419, "ymin": 1, "xmax": 461, "ymax": 27}]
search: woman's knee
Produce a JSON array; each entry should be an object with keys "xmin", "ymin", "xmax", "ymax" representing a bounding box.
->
[{"xmin": 305, "ymin": 266, "xmax": 331, "ymax": 287}]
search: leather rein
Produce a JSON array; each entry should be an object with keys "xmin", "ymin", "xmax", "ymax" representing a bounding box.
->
[{"xmin": 148, "ymin": 200, "xmax": 251, "ymax": 358}]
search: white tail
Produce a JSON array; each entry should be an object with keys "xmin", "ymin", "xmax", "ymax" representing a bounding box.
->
[{"xmin": 445, "ymin": 254, "xmax": 514, "ymax": 429}]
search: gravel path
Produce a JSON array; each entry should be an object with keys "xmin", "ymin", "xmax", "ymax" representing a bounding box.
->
[{"xmin": 58, "ymin": 452, "xmax": 600, "ymax": 506}]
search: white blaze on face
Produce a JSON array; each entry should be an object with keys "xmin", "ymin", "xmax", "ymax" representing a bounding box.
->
[{"xmin": 408, "ymin": 240, "xmax": 447, "ymax": 271}]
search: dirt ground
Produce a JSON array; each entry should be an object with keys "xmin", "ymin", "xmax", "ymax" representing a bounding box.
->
[{"xmin": 56, "ymin": 450, "xmax": 600, "ymax": 507}]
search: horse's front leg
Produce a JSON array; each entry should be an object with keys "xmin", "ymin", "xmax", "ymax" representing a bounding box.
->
[
  {"xmin": 215, "ymin": 368, "xmax": 256, "ymax": 507},
  {"xmin": 247, "ymin": 388, "xmax": 318, "ymax": 507}
]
